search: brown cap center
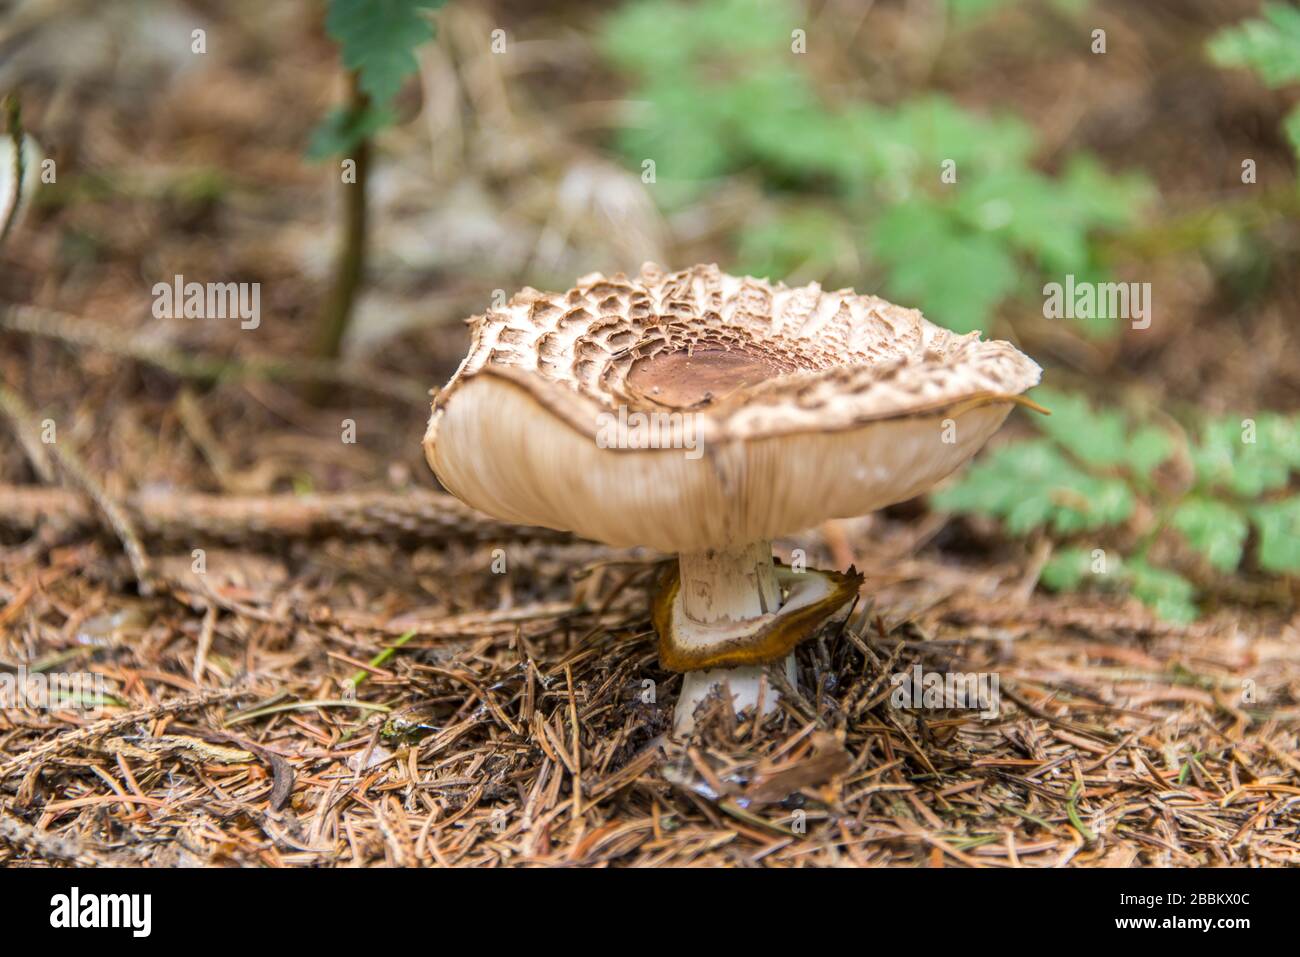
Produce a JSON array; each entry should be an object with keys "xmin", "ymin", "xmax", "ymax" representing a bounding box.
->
[{"xmin": 625, "ymin": 347, "xmax": 798, "ymax": 409}]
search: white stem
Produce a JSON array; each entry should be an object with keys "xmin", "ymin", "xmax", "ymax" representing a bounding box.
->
[
  {"xmin": 673, "ymin": 542, "xmax": 790, "ymax": 736},
  {"xmin": 676, "ymin": 656, "xmax": 795, "ymax": 736},
  {"xmin": 678, "ymin": 541, "xmax": 780, "ymax": 624}
]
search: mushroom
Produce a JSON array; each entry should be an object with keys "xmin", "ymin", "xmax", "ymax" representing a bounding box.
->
[
  {"xmin": 424, "ymin": 263, "xmax": 1041, "ymax": 735},
  {"xmin": 0, "ymin": 126, "xmax": 41, "ymax": 242}
]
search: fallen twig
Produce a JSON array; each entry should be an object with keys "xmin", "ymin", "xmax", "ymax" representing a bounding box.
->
[
  {"xmin": 0, "ymin": 304, "xmax": 430, "ymax": 405},
  {"xmin": 0, "ymin": 484, "xmax": 572, "ymax": 547},
  {"xmin": 0, "ymin": 381, "xmax": 155, "ymax": 593}
]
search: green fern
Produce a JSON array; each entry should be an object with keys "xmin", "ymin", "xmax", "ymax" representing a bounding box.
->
[
  {"xmin": 933, "ymin": 389, "xmax": 1300, "ymax": 622},
  {"xmin": 930, "ymin": 438, "xmax": 1135, "ymax": 535},
  {"xmin": 1252, "ymin": 497, "xmax": 1300, "ymax": 574}
]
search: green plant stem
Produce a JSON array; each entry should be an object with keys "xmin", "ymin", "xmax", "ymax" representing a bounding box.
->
[
  {"xmin": 313, "ymin": 73, "xmax": 371, "ymax": 378},
  {"xmin": 348, "ymin": 629, "xmax": 417, "ymax": 689},
  {"xmin": 1098, "ymin": 186, "xmax": 1300, "ymax": 262}
]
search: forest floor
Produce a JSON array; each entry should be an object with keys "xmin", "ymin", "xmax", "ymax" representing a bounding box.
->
[{"xmin": 1, "ymin": 0, "xmax": 1297, "ymax": 866}]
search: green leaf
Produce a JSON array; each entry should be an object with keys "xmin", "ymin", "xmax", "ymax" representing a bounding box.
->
[
  {"xmin": 932, "ymin": 439, "xmax": 1134, "ymax": 534},
  {"xmin": 868, "ymin": 96, "xmax": 1036, "ymax": 181},
  {"xmin": 1057, "ymin": 155, "xmax": 1156, "ymax": 232},
  {"xmin": 931, "ymin": 156, "xmax": 1150, "ymax": 337},
  {"xmin": 736, "ymin": 206, "xmax": 852, "ymax": 281},
  {"xmin": 944, "ymin": 0, "xmax": 1013, "ymax": 21},
  {"xmin": 307, "ymin": 105, "xmax": 394, "ymax": 161},
  {"xmin": 1191, "ymin": 413, "xmax": 1299, "ymax": 497},
  {"xmin": 325, "ymin": 0, "xmax": 446, "ymax": 106},
  {"xmin": 614, "ymin": 78, "xmax": 737, "ymax": 198},
  {"xmin": 1125, "ymin": 425, "xmax": 1174, "ymax": 480},
  {"xmin": 1124, "ymin": 558, "xmax": 1198, "ymax": 624},
  {"xmin": 601, "ymin": 0, "xmax": 790, "ymax": 76},
  {"xmin": 1171, "ymin": 499, "xmax": 1249, "ymax": 572},
  {"xmin": 953, "ymin": 158, "xmax": 1151, "ymax": 274},
  {"xmin": 1208, "ymin": 2, "xmax": 1300, "ymax": 87},
  {"xmin": 955, "ymin": 157, "xmax": 1151, "ymax": 338},
  {"xmin": 953, "ymin": 168, "xmax": 1087, "ymax": 272},
  {"xmin": 601, "ymin": 0, "xmax": 809, "ymax": 202},
  {"xmin": 730, "ymin": 71, "xmax": 852, "ymax": 183},
  {"xmin": 1040, "ymin": 547, "xmax": 1094, "ymax": 592},
  {"xmin": 1284, "ymin": 104, "xmax": 1300, "ymax": 160},
  {"xmin": 1029, "ymin": 388, "xmax": 1173, "ymax": 477},
  {"xmin": 872, "ymin": 199, "xmax": 1021, "ymax": 334},
  {"xmin": 1041, "ymin": 548, "xmax": 1198, "ymax": 624},
  {"xmin": 1031, "ymin": 388, "xmax": 1129, "ymax": 468},
  {"xmin": 1252, "ymin": 497, "xmax": 1300, "ymax": 574}
]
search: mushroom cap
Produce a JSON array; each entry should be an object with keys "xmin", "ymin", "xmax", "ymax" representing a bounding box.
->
[{"xmin": 425, "ymin": 263, "xmax": 1041, "ymax": 553}]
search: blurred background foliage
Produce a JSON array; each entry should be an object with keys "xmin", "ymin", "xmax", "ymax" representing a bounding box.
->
[
  {"xmin": 600, "ymin": 0, "xmax": 1152, "ymax": 336},
  {"xmin": 593, "ymin": 0, "xmax": 1300, "ymax": 619},
  {"xmin": 0, "ymin": 0, "xmax": 1297, "ymax": 622}
]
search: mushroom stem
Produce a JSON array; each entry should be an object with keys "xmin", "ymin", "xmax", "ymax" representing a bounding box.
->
[
  {"xmin": 678, "ymin": 541, "xmax": 781, "ymax": 623},
  {"xmin": 674, "ymin": 542, "xmax": 791, "ymax": 735},
  {"xmin": 676, "ymin": 657, "xmax": 796, "ymax": 736}
]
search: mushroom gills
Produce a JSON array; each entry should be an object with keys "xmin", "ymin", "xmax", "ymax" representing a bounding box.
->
[{"xmin": 654, "ymin": 543, "xmax": 862, "ymax": 735}]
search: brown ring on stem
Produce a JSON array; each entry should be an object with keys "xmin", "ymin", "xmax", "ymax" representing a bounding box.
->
[{"xmin": 653, "ymin": 559, "xmax": 863, "ymax": 672}]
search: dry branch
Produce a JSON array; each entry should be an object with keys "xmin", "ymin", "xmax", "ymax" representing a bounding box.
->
[{"xmin": 0, "ymin": 485, "xmax": 572, "ymax": 547}]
